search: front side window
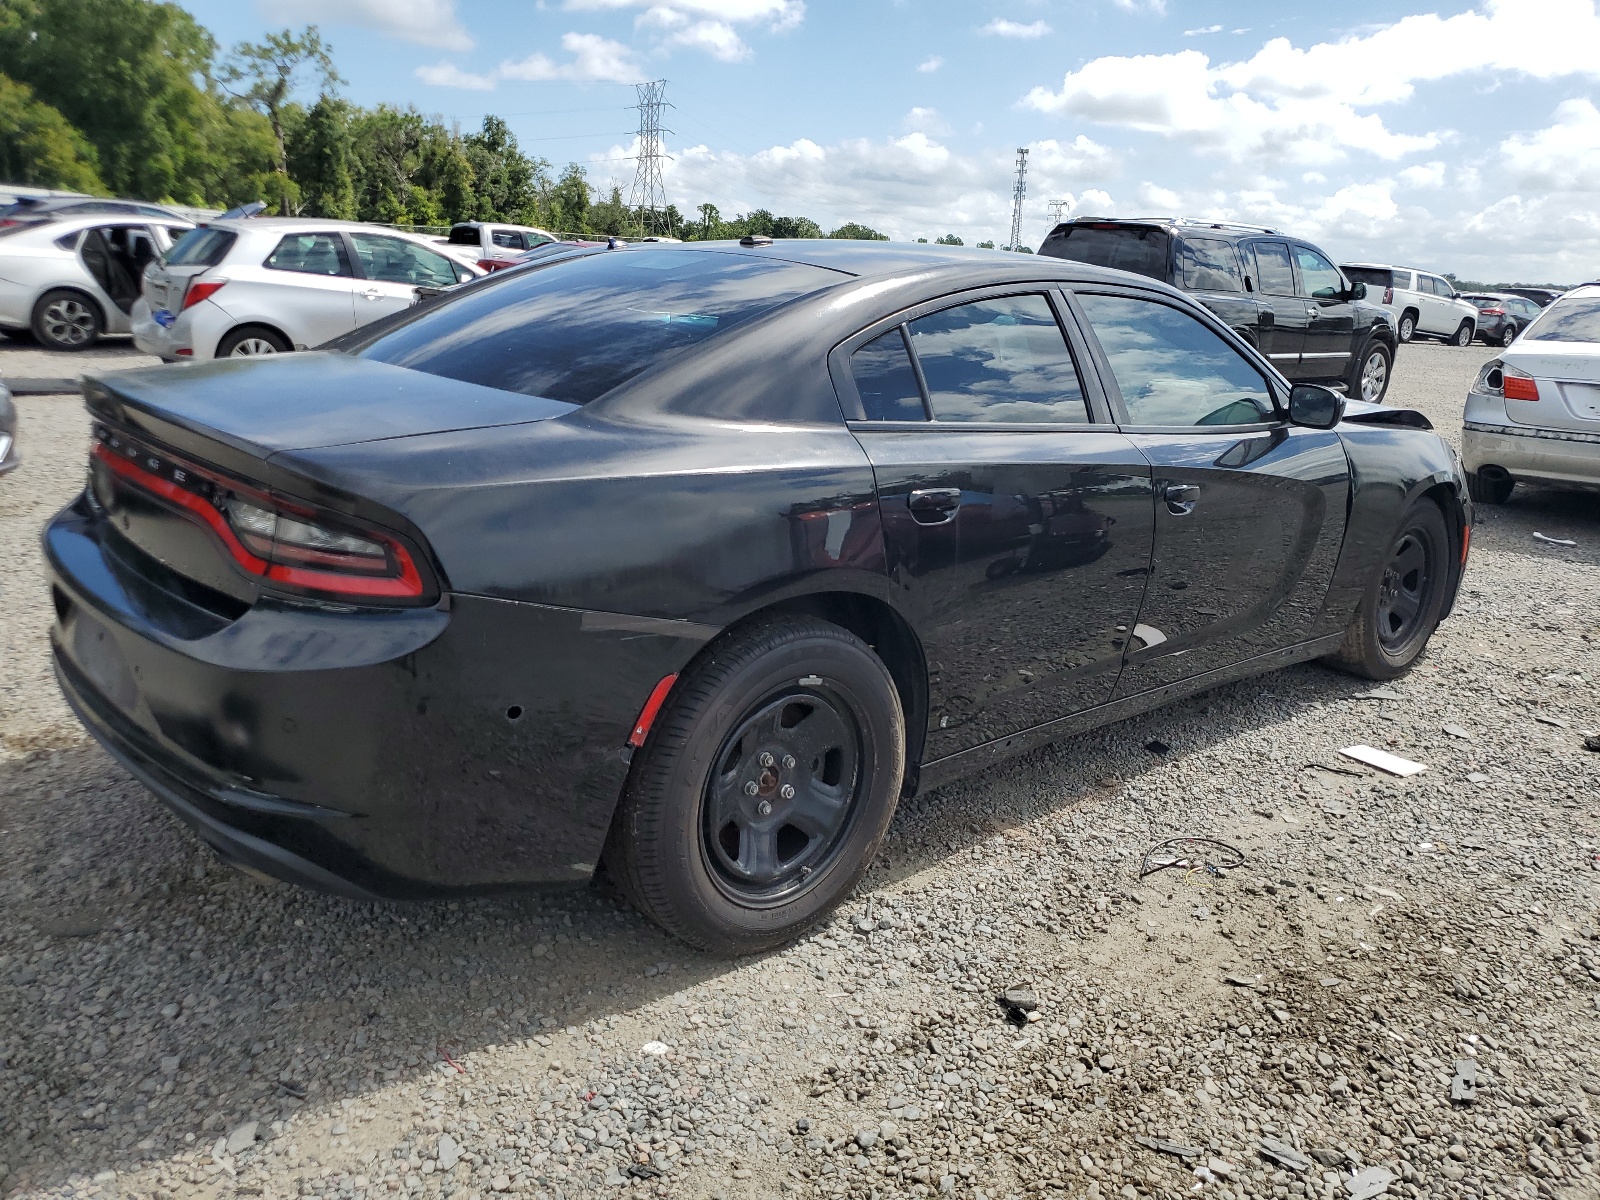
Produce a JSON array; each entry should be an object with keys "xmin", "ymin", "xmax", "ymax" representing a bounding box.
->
[
  {"xmin": 354, "ymin": 248, "xmax": 843, "ymax": 404},
  {"xmin": 1079, "ymin": 293, "xmax": 1275, "ymax": 427},
  {"xmin": 349, "ymin": 233, "xmax": 460, "ymax": 288},
  {"xmin": 851, "ymin": 327, "xmax": 926, "ymax": 421},
  {"xmin": 1525, "ymin": 295, "xmax": 1600, "ymax": 343},
  {"xmin": 1177, "ymin": 238, "xmax": 1243, "ymax": 293},
  {"xmin": 907, "ymin": 294, "xmax": 1089, "ymax": 424},
  {"xmin": 1251, "ymin": 241, "xmax": 1296, "ymax": 296},
  {"xmin": 1294, "ymin": 246, "xmax": 1343, "ymax": 300},
  {"xmin": 265, "ymin": 232, "xmax": 352, "ymax": 277}
]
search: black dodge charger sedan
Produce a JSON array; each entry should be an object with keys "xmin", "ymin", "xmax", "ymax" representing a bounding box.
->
[{"xmin": 46, "ymin": 240, "xmax": 1471, "ymax": 953}]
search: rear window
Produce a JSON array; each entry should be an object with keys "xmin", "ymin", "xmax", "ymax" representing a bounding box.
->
[
  {"xmin": 1039, "ymin": 225, "xmax": 1170, "ymax": 280},
  {"xmin": 165, "ymin": 228, "xmax": 237, "ymax": 267},
  {"xmin": 447, "ymin": 226, "xmax": 481, "ymax": 246},
  {"xmin": 1342, "ymin": 267, "xmax": 1392, "ymax": 289},
  {"xmin": 1525, "ymin": 295, "xmax": 1600, "ymax": 343},
  {"xmin": 353, "ymin": 248, "xmax": 844, "ymax": 405},
  {"xmin": 1463, "ymin": 296, "xmax": 1498, "ymax": 311}
]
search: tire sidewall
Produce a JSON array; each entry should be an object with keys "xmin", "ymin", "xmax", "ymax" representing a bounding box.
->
[
  {"xmin": 625, "ymin": 625, "xmax": 903, "ymax": 951},
  {"xmin": 1360, "ymin": 501, "xmax": 1450, "ymax": 674},
  {"xmin": 1398, "ymin": 313, "xmax": 1415, "ymax": 343},
  {"xmin": 1351, "ymin": 339, "xmax": 1392, "ymax": 403},
  {"xmin": 33, "ymin": 289, "xmax": 102, "ymax": 351},
  {"xmin": 218, "ymin": 326, "xmax": 290, "ymax": 357}
]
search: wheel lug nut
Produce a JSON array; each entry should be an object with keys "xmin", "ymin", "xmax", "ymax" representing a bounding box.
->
[
  {"xmin": 782, "ymin": 755, "xmax": 796, "ymax": 770},
  {"xmin": 759, "ymin": 752, "xmax": 775, "ymax": 768},
  {"xmin": 743, "ymin": 781, "xmax": 759, "ymax": 796},
  {"xmin": 757, "ymin": 800, "xmax": 772, "ymax": 816},
  {"xmin": 780, "ymin": 784, "xmax": 795, "ymax": 800}
]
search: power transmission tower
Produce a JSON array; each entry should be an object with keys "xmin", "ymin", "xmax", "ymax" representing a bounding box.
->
[
  {"xmin": 1007, "ymin": 148, "xmax": 1029, "ymax": 252},
  {"xmin": 629, "ymin": 80, "xmax": 674, "ymax": 237},
  {"xmin": 1047, "ymin": 198, "xmax": 1070, "ymax": 228}
]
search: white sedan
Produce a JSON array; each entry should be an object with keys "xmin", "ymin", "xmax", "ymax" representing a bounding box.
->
[
  {"xmin": 132, "ymin": 218, "xmax": 482, "ymax": 361},
  {"xmin": 1462, "ymin": 284, "xmax": 1600, "ymax": 503},
  {"xmin": 0, "ymin": 212, "xmax": 193, "ymax": 349}
]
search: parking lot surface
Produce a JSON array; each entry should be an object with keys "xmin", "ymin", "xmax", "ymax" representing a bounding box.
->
[{"xmin": 1, "ymin": 343, "xmax": 1597, "ymax": 1200}]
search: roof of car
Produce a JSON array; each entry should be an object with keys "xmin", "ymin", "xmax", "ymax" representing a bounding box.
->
[
  {"xmin": 648, "ymin": 238, "xmax": 1111, "ymax": 280},
  {"xmin": 1048, "ymin": 217, "xmax": 1286, "ymax": 240}
]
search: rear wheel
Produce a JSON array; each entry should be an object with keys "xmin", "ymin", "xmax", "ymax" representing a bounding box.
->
[
  {"xmin": 1397, "ymin": 311, "xmax": 1417, "ymax": 343},
  {"xmin": 32, "ymin": 289, "xmax": 102, "ymax": 351},
  {"xmin": 1328, "ymin": 500, "xmax": 1450, "ymax": 680},
  {"xmin": 1348, "ymin": 340, "xmax": 1393, "ymax": 403},
  {"xmin": 1467, "ymin": 470, "xmax": 1514, "ymax": 505},
  {"xmin": 1451, "ymin": 321, "xmax": 1474, "ymax": 347},
  {"xmin": 217, "ymin": 326, "xmax": 290, "ymax": 358},
  {"xmin": 604, "ymin": 615, "xmax": 905, "ymax": 955},
  {"xmin": 1499, "ymin": 323, "xmax": 1518, "ymax": 347}
]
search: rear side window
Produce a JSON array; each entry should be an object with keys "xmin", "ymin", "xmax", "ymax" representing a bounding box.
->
[
  {"xmin": 164, "ymin": 228, "xmax": 237, "ymax": 267},
  {"xmin": 447, "ymin": 226, "xmax": 481, "ymax": 246},
  {"xmin": 265, "ymin": 233, "xmax": 352, "ymax": 277},
  {"xmin": 1251, "ymin": 242, "xmax": 1296, "ymax": 296},
  {"xmin": 354, "ymin": 249, "xmax": 843, "ymax": 405},
  {"xmin": 491, "ymin": 229, "xmax": 522, "ymax": 249},
  {"xmin": 852, "ymin": 328, "xmax": 926, "ymax": 421},
  {"xmin": 1342, "ymin": 267, "xmax": 1392, "ymax": 289},
  {"xmin": 1041, "ymin": 225, "xmax": 1170, "ymax": 281},
  {"xmin": 1080, "ymin": 293, "xmax": 1274, "ymax": 427},
  {"xmin": 1525, "ymin": 296, "xmax": 1600, "ymax": 343},
  {"xmin": 1176, "ymin": 238, "xmax": 1243, "ymax": 292},
  {"xmin": 908, "ymin": 295, "xmax": 1089, "ymax": 424}
]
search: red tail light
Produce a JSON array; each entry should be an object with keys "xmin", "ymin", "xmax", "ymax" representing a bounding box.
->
[
  {"xmin": 90, "ymin": 433, "xmax": 432, "ymax": 603},
  {"xmin": 1480, "ymin": 307, "xmax": 1505, "ymax": 316},
  {"xmin": 1382, "ymin": 287, "xmax": 1394, "ymax": 305},
  {"xmin": 1502, "ymin": 368, "xmax": 1540, "ymax": 401},
  {"xmin": 182, "ymin": 279, "xmax": 226, "ymax": 310},
  {"xmin": 478, "ymin": 258, "xmax": 511, "ymax": 272}
]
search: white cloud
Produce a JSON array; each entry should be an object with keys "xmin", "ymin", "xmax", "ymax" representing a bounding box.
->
[
  {"xmin": 415, "ymin": 61, "xmax": 496, "ymax": 90},
  {"xmin": 1113, "ymin": 0, "xmax": 1167, "ymax": 12},
  {"xmin": 903, "ymin": 107, "xmax": 950, "ymax": 135},
  {"xmin": 917, "ymin": 55, "xmax": 944, "ymax": 73},
  {"xmin": 258, "ymin": 0, "xmax": 472, "ymax": 51},
  {"xmin": 982, "ymin": 19, "xmax": 1051, "ymax": 38},
  {"xmin": 1024, "ymin": 0, "xmax": 1600, "ymax": 165},
  {"xmin": 1183, "ymin": 25, "xmax": 1223, "ymax": 36},
  {"xmin": 1398, "ymin": 161, "xmax": 1448, "ymax": 189},
  {"xmin": 660, "ymin": 18, "xmax": 751, "ymax": 60},
  {"xmin": 500, "ymin": 33, "xmax": 643, "ymax": 82},
  {"xmin": 1136, "ymin": 182, "xmax": 1181, "ymax": 211},
  {"xmin": 564, "ymin": 0, "xmax": 804, "ymax": 58},
  {"xmin": 1502, "ymin": 98, "xmax": 1600, "ymax": 191}
]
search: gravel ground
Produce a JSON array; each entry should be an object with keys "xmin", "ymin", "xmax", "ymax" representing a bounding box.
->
[
  {"xmin": 2, "ymin": 343, "xmax": 1598, "ymax": 1200},
  {"xmin": 0, "ymin": 339, "xmax": 159, "ymax": 383}
]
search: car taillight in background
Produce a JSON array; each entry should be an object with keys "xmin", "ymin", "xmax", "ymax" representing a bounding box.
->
[
  {"xmin": 478, "ymin": 258, "xmax": 514, "ymax": 272},
  {"xmin": 181, "ymin": 279, "xmax": 226, "ymax": 311},
  {"xmin": 89, "ymin": 430, "xmax": 432, "ymax": 603},
  {"xmin": 1382, "ymin": 287, "xmax": 1394, "ymax": 305},
  {"xmin": 1480, "ymin": 307, "xmax": 1506, "ymax": 317}
]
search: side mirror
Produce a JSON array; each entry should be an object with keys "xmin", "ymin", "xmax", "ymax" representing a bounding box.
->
[
  {"xmin": 1288, "ymin": 384, "xmax": 1346, "ymax": 429},
  {"xmin": 1349, "ymin": 281, "xmax": 1367, "ymax": 301}
]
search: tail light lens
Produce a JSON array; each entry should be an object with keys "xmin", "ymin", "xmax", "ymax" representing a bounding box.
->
[
  {"xmin": 478, "ymin": 258, "xmax": 509, "ymax": 272},
  {"xmin": 1480, "ymin": 307, "xmax": 1505, "ymax": 316},
  {"xmin": 90, "ymin": 431, "xmax": 433, "ymax": 603},
  {"xmin": 1502, "ymin": 365, "xmax": 1540, "ymax": 401},
  {"xmin": 1382, "ymin": 287, "xmax": 1394, "ymax": 305},
  {"xmin": 182, "ymin": 279, "xmax": 226, "ymax": 310}
]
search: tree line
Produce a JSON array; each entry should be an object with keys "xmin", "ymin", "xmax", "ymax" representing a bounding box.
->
[{"xmin": 0, "ymin": 0, "xmax": 896, "ymax": 241}]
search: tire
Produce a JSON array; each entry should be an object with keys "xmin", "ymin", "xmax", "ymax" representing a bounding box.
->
[
  {"xmin": 216, "ymin": 326, "xmax": 291, "ymax": 358},
  {"xmin": 1467, "ymin": 471, "xmax": 1514, "ymax": 505},
  {"xmin": 1499, "ymin": 323, "xmax": 1518, "ymax": 347},
  {"xmin": 1451, "ymin": 322, "xmax": 1474, "ymax": 347},
  {"xmin": 1347, "ymin": 339, "xmax": 1393, "ymax": 404},
  {"xmin": 1327, "ymin": 499, "xmax": 1450, "ymax": 680},
  {"xmin": 604, "ymin": 615, "xmax": 905, "ymax": 955},
  {"xmin": 1397, "ymin": 311, "xmax": 1417, "ymax": 343},
  {"xmin": 31, "ymin": 288, "xmax": 102, "ymax": 351}
]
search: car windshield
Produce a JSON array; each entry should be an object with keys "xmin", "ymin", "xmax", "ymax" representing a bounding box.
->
[
  {"xmin": 1525, "ymin": 296, "xmax": 1600, "ymax": 343},
  {"xmin": 1042, "ymin": 225, "xmax": 1170, "ymax": 280},
  {"xmin": 351, "ymin": 248, "xmax": 845, "ymax": 404}
]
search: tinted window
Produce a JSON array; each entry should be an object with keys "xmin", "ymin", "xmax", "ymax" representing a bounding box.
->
[
  {"xmin": 1342, "ymin": 267, "xmax": 1391, "ymax": 289},
  {"xmin": 1177, "ymin": 238, "xmax": 1243, "ymax": 292},
  {"xmin": 356, "ymin": 248, "xmax": 842, "ymax": 404},
  {"xmin": 852, "ymin": 328, "xmax": 925, "ymax": 421},
  {"xmin": 350, "ymin": 233, "xmax": 459, "ymax": 288},
  {"xmin": 1514, "ymin": 299, "xmax": 1541, "ymax": 319},
  {"xmin": 1525, "ymin": 296, "xmax": 1600, "ymax": 343},
  {"xmin": 1465, "ymin": 296, "xmax": 1497, "ymax": 311},
  {"xmin": 1080, "ymin": 294, "xmax": 1275, "ymax": 427},
  {"xmin": 1042, "ymin": 226, "xmax": 1170, "ymax": 281},
  {"xmin": 164, "ymin": 227, "xmax": 236, "ymax": 267},
  {"xmin": 1251, "ymin": 242, "xmax": 1295, "ymax": 295},
  {"xmin": 491, "ymin": 229, "xmax": 522, "ymax": 249},
  {"xmin": 265, "ymin": 232, "xmax": 352, "ymax": 277},
  {"xmin": 1294, "ymin": 246, "xmax": 1343, "ymax": 299},
  {"xmin": 908, "ymin": 294, "xmax": 1089, "ymax": 424},
  {"xmin": 447, "ymin": 226, "xmax": 481, "ymax": 246}
]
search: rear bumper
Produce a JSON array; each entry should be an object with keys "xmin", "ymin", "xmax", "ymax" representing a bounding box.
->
[
  {"xmin": 1462, "ymin": 421, "xmax": 1600, "ymax": 488},
  {"xmin": 130, "ymin": 298, "xmax": 187, "ymax": 361}
]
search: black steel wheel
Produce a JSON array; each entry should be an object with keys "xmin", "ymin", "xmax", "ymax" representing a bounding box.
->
[
  {"xmin": 1328, "ymin": 499, "xmax": 1450, "ymax": 679},
  {"xmin": 605, "ymin": 615, "xmax": 904, "ymax": 954}
]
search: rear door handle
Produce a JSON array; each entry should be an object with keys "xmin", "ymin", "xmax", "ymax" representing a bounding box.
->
[
  {"xmin": 1163, "ymin": 482, "xmax": 1200, "ymax": 515},
  {"xmin": 1306, "ymin": 306, "xmax": 1320, "ymax": 318},
  {"xmin": 908, "ymin": 488, "xmax": 962, "ymax": 524}
]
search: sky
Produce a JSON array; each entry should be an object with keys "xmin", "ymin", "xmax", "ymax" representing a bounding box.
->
[{"xmin": 180, "ymin": 0, "xmax": 1600, "ymax": 283}]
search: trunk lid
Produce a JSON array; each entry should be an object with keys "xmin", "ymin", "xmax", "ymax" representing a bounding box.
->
[{"xmin": 1500, "ymin": 342, "xmax": 1600, "ymax": 432}]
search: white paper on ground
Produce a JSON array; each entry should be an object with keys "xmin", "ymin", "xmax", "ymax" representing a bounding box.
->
[{"xmin": 1339, "ymin": 744, "xmax": 1428, "ymax": 777}]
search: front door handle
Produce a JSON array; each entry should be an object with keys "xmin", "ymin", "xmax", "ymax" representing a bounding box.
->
[
  {"xmin": 1306, "ymin": 306, "xmax": 1321, "ymax": 318},
  {"xmin": 908, "ymin": 488, "xmax": 962, "ymax": 524},
  {"xmin": 1163, "ymin": 482, "xmax": 1200, "ymax": 516},
  {"xmin": 361, "ymin": 288, "xmax": 383, "ymax": 301}
]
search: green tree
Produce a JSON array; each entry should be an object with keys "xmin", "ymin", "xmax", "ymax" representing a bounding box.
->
[
  {"xmin": 770, "ymin": 214, "xmax": 823, "ymax": 239},
  {"xmin": 0, "ymin": 0, "xmax": 233, "ymax": 202},
  {"xmin": 935, "ymin": 233, "xmax": 963, "ymax": 246},
  {"xmin": 0, "ymin": 73, "xmax": 103, "ymax": 192},
  {"xmin": 545, "ymin": 163, "xmax": 590, "ymax": 236},
  {"xmin": 976, "ymin": 239, "xmax": 995, "ymax": 249},
  {"xmin": 830, "ymin": 222, "xmax": 888, "ymax": 240},
  {"xmin": 585, "ymin": 182, "xmax": 630, "ymax": 236},
  {"xmin": 288, "ymin": 95, "xmax": 355, "ymax": 219},
  {"xmin": 222, "ymin": 25, "xmax": 340, "ymax": 214},
  {"xmin": 462, "ymin": 116, "xmax": 546, "ymax": 224}
]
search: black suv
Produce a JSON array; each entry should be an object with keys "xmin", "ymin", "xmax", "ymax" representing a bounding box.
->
[{"xmin": 1038, "ymin": 218, "xmax": 1397, "ymax": 403}]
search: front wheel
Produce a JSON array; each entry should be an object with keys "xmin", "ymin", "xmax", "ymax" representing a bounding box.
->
[
  {"xmin": 1327, "ymin": 500, "xmax": 1450, "ymax": 680},
  {"xmin": 1452, "ymin": 322, "xmax": 1474, "ymax": 347},
  {"xmin": 605, "ymin": 615, "xmax": 905, "ymax": 955},
  {"xmin": 1348, "ymin": 340, "xmax": 1393, "ymax": 403}
]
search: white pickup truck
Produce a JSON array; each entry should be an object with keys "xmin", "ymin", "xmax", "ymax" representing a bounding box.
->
[{"xmin": 1340, "ymin": 263, "xmax": 1480, "ymax": 346}]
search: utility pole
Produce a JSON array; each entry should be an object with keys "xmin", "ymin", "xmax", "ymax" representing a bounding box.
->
[
  {"xmin": 1047, "ymin": 198, "xmax": 1070, "ymax": 228},
  {"xmin": 629, "ymin": 80, "xmax": 673, "ymax": 237},
  {"xmin": 1007, "ymin": 148, "xmax": 1029, "ymax": 252}
]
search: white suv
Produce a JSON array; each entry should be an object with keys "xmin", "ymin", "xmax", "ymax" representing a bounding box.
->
[
  {"xmin": 1340, "ymin": 263, "xmax": 1479, "ymax": 346},
  {"xmin": 443, "ymin": 221, "xmax": 559, "ymax": 269},
  {"xmin": 132, "ymin": 218, "xmax": 481, "ymax": 361}
]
